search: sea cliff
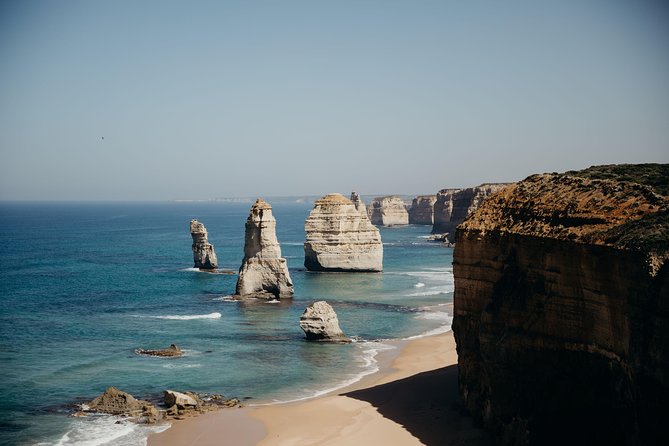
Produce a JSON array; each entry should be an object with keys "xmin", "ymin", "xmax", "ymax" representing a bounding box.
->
[
  {"xmin": 432, "ymin": 184, "xmax": 509, "ymax": 240},
  {"xmin": 452, "ymin": 164, "xmax": 669, "ymax": 445},
  {"xmin": 408, "ymin": 195, "xmax": 436, "ymax": 225},
  {"xmin": 368, "ymin": 195, "xmax": 409, "ymax": 226}
]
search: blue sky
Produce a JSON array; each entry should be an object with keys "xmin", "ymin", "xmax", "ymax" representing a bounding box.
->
[{"xmin": 1, "ymin": 0, "xmax": 668, "ymax": 200}]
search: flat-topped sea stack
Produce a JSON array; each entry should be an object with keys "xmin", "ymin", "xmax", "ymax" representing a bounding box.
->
[
  {"xmin": 368, "ymin": 195, "xmax": 409, "ymax": 226},
  {"xmin": 304, "ymin": 193, "xmax": 383, "ymax": 272},
  {"xmin": 236, "ymin": 199, "xmax": 293, "ymax": 299},
  {"xmin": 408, "ymin": 195, "xmax": 437, "ymax": 225},
  {"xmin": 452, "ymin": 164, "xmax": 669, "ymax": 445},
  {"xmin": 190, "ymin": 219, "xmax": 218, "ymax": 270},
  {"xmin": 432, "ymin": 184, "xmax": 509, "ymax": 240}
]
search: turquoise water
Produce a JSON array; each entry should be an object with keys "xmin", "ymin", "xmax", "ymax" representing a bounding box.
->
[{"xmin": 0, "ymin": 201, "xmax": 453, "ymax": 445}]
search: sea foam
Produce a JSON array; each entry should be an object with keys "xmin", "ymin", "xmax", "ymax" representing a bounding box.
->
[{"xmin": 135, "ymin": 312, "xmax": 222, "ymax": 320}]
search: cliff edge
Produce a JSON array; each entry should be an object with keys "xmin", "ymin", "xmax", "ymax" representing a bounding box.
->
[{"xmin": 452, "ymin": 164, "xmax": 669, "ymax": 445}]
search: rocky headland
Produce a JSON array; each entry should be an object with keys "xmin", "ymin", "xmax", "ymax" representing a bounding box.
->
[
  {"xmin": 368, "ymin": 195, "xmax": 409, "ymax": 226},
  {"xmin": 432, "ymin": 184, "xmax": 509, "ymax": 242},
  {"xmin": 235, "ymin": 199, "xmax": 294, "ymax": 299},
  {"xmin": 190, "ymin": 220, "xmax": 218, "ymax": 270},
  {"xmin": 304, "ymin": 193, "xmax": 383, "ymax": 272},
  {"xmin": 408, "ymin": 195, "xmax": 437, "ymax": 225},
  {"xmin": 452, "ymin": 164, "xmax": 669, "ymax": 445}
]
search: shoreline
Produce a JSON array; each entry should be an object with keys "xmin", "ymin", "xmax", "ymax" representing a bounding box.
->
[{"xmin": 149, "ymin": 330, "xmax": 489, "ymax": 446}]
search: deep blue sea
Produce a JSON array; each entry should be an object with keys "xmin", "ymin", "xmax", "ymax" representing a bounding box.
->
[{"xmin": 0, "ymin": 200, "xmax": 454, "ymax": 445}]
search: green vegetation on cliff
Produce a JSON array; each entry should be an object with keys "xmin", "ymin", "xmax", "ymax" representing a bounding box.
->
[{"xmin": 566, "ymin": 163, "xmax": 669, "ymax": 196}]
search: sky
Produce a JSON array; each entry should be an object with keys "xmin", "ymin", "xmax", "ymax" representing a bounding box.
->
[{"xmin": 1, "ymin": 0, "xmax": 668, "ymax": 200}]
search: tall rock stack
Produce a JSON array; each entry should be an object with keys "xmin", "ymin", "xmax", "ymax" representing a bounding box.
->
[
  {"xmin": 408, "ymin": 195, "xmax": 437, "ymax": 225},
  {"xmin": 236, "ymin": 199, "xmax": 294, "ymax": 299},
  {"xmin": 368, "ymin": 195, "xmax": 409, "ymax": 226},
  {"xmin": 432, "ymin": 184, "xmax": 509, "ymax": 240},
  {"xmin": 304, "ymin": 193, "xmax": 383, "ymax": 272},
  {"xmin": 190, "ymin": 219, "xmax": 218, "ymax": 270},
  {"xmin": 350, "ymin": 191, "xmax": 367, "ymax": 216},
  {"xmin": 452, "ymin": 164, "xmax": 669, "ymax": 445}
]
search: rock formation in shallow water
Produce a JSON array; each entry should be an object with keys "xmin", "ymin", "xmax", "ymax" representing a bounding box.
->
[
  {"xmin": 190, "ymin": 219, "xmax": 218, "ymax": 269},
  {"xmin": 134, "ymin": 344, "xmax": 182, "ymax": 358},
  {"xmin": 368, "ymin": 195, "xmax": 409, "ymax": 226},
  {"xmin": 432, "ymin": 184, "xmax": 509, "ymax": 240},
  {"xmin": 408, "ymin": 195, "xmax": 437, "ymax": 225},
  {"xmin": 299, "ymin": 301, "xmax": 349, "ymax": 341},
  {"xmin": 236, "ymin": 199, "xmax": 293, "ymax": 299},
  {"xmin": 452, "ymin": 164, "xmax": 669, "ymax": 446},
  {"xmin": 86, "ymin": 387, "xmax": 154, "ymax": 416},
  {"xmin": 304, "ymin": 193, "xmax": 383, "ymax": 272}
]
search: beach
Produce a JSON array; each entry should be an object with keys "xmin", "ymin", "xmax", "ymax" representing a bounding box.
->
[{"xmin": 149, "ymin": 330, "xmax": 488, "ymax": 446}]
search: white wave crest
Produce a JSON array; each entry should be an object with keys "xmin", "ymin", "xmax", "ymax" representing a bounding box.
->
[
  {"xmin": 42, "ymin": 414, "xmax": 169, "ymax": 446},
  {"xmin": 406, "ymin": 286, "xmax": 453, "ymax": 297},
  {"xmin": 414, "ymin": 282, "xmax": 425, "ymax": 288},
  {"xmin": 212, "ymin": 295, "xmax": 236, "ymax": 302},
  {"xmin": 162, "ymin": 363, "xmax": 202, "ymax": 369},
  {"xmin": 180, "ymin": 267, "xmax": 202, "ymax": 272},
  {"xmin": 415, "ymin": 311, "xmax": 451, "ymax": 321}
]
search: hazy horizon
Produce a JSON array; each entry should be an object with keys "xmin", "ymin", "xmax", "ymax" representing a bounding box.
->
[{"xmin": 2, "ymin": 1, "xmax": 668, "ymax": 201}]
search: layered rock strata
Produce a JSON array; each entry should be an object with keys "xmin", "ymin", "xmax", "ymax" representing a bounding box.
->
[
  {"xmin": 432, "ymin": 184, "xmax": 510, "ymax": 240},
  {"xmin": 368, "ymin": 195, "xmax": 409, "ymax": 226},
  {"xmin": 408, "ymin": 195, "xmax": 437, "ymax": 225},
  {"xmin": 299, "ymin": 301, "xmax": 349, "ymax": 341},
  {"xmin": 452, "ymin": 165, "xmax": 669, "ymax": 445},
  {"xmin": 190, "ymin": 219, "xmax": 218, "ymax": 269},
  {"xmin": 236, "ymin": 199, "xmax": 293, "ymax": 299},
  {"xmin": 304, "ymin": 193, "xmax": 383, "ymax": 272}
]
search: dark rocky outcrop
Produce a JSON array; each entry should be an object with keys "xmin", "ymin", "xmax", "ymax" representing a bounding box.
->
[
  {"xmin": 408, "ymin": 195, "xmax": 437, "ymax": 225},
  {"xmin": 190, "ymin": 219, "xmax": 218, "ymax": 270},
  {"xmin": 299, "ymin": 301, "xmax": 350, "ymax": 342},
  {"xmin": 452, "ymin": 164, "xmax": 669, "ymax": 445},
  {"xmin": 134, "ymin": 344, "xmax": 182, "ymax": 357},
  {"xmin": 432, "ymin": 184, "xmax": 509, "ymax": 241}
]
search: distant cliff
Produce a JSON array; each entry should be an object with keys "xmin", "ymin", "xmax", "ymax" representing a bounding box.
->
[
  {"xmin": 452, "ymin": 164, "xmax": 669, "ymax": 445},
  {"xmin": 432, "ymin": 184, "xmax": 509, "ymax": 239},
  {"xmin": 408, "ymin": 195, "xmax": 436, "ymax": 225},
  {"xmin": 368, "ymin": 196, "xmax": 409, "ymax": 226}
]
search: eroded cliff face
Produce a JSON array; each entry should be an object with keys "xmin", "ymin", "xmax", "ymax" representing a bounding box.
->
[
  {"xmin": 190, "ymin": 219, "xmax": 218, "ymax": 270},
  {"xmin": 452, "ymin": 166, "xmax": 669, "ymax": 445},
  {"xmin": 368, "ymin": 195, "xmax": 409, "ymax": 226},
  {"xmin": 236, "ymin": 199, "xmax": 293, "ymax": 299},
  {"xmin": 432, "ymin": 184, "xmax": 509, "ymax": 239},
  {"xmin": 408, "ymin": 195, "xmax": 437, "ymax": 225},
  {"xmin": 304, "ymin": 193, "xmax": 383, "ymax": 272}
]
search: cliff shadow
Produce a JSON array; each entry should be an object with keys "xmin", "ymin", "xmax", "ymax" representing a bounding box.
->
[{"xmin": 343, "ymin": 365, "xmax": 490, "ymax": 446}]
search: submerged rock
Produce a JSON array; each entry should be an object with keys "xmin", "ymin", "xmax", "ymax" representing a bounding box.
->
[
  {"xmin": 304, "ymin": 193, "xmax": 383, "ymax": 272},
  {"xmin": 299, "ymin": 301, "xmax": 350, "ymax": 342},
  {"xmin": 235, "ymin": 199, "xmax": 294, "ymax": 299},
  {"xmin": 134, "ymin": 344, "xmax": 182, "ymax": 358},
  {"xmin": 190, "ymin": 219, "xmax": 218, "ymax": 270},
  {"xmin": 453, "ymin": 164, "xmax": 669, "ymax": 445},
  {"xmin": 408, "ymin": 195, "xmax": 437, "ymax": 225},
  {"xmin": 368, "ymin": 195, "xmax": 409, "ymax": 226}
]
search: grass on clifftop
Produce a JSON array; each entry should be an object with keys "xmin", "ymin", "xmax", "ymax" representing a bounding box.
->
[{"xmin": 566, "ymin": 163, "xmax": 669, "ymax": 196}]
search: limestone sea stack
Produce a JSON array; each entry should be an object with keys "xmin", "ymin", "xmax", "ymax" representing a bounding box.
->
[
  {"xmin": 235, "ymin": 199, "xmax": 294, "ymax": 299},
  {"xmin": 408, "ymin": 195, "xmax": 437, "ymax": 225},
  {"xmin": 432, "ymin": 184, "xmax": 509, "ymax": 240},
  {"xmin": 190, "ymin": 219, "xmax": 218, "ymax": 270},
  {"xmin": 304, "ymin": 193, "xmax": 383, "ymax": 272},
  {"xmin": 452, "ymin": 164, "xmax": 669, "ymax": 445},
  {"xmin": 368, "ymin": 195, "xmax": 409, "ymax": 226},
  {"xmin": 350, "ymin": 191, "xmax": 367, "ymax": 216},
  {"xmin": 299, "ymin": 301, "xmax": 349, "ymax": 341}
]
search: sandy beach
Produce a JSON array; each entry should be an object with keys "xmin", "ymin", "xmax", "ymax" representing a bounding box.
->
[{"xmin": 149, "ymin": 331, "xmax": 488, "ymax": 446}]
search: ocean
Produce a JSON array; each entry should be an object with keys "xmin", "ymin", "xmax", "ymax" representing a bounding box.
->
[{"xmin": 0, "ymin": 200, "xmax": 454, "ymax": 445}]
